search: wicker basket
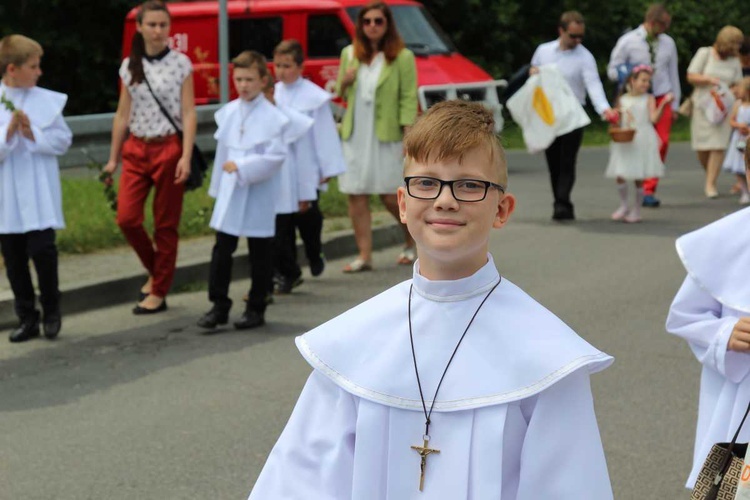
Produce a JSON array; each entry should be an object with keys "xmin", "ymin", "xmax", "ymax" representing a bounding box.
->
[{"xmin": 608, "ymin": 127, "xmax": 636, "ymax": 143}]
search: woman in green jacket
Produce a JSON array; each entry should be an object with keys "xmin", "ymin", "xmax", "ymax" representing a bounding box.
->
[{"xmin": 336, "ymin": 1, "xmax": 418, "ymax": 273}]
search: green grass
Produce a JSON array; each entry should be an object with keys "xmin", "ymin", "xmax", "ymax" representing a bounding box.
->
[{"xmin": 58, "ymin": 177, "xmax": 215, "ymax": 254}]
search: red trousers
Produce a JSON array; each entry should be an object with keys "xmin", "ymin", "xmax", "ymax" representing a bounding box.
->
[
  {"xmin": 117, "ymin": 135, "xmax": 184, "ymax": 297},
  {"xmin": 643, "ymin": 94, "xmax": 674, "ymax": 195}
]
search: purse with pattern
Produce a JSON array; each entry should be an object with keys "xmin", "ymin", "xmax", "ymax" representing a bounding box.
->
[{"xmin": 691, "ymin": 402, "xmax": 750, "ymax": 500}]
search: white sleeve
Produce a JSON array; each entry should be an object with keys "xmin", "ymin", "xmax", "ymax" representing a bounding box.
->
[
  {"xmin": 0, "ymin": 123, "xmax": 21, "ymax": 162},
  {"xmin": 582, "ymin": 51, "xmax": 611, "ymax": 115},
  {"xmin": 312, "ymin": 105, "xmax": 346, "ymax": 179},
  {"xmin": 248, "ymin": 370, "xmax": 357, "ymax": 499},
  {"xmin": 666, "ymin": 39, "xmax": 681, "ymax": 110},
  {"xmin": 530, "ymin": 46, "xmax": 542, "ymax": 67},
  {"xmin": 516, "ymin": 369, "xmax": 613, "ymax": 500},
  {"xmin": 25, "ymin": 114, "xmax": 73, "ymax": 156},
  {"xmin": 607, "ymin": 36, "xmax": 628, "ymax": 82},
  {"xmin": 666, "ymin": 276, "xmax": 749, "ymax": 382},
  {"xmin": 235, "ymin": 139, "xmax": 286, "ymax": 187},
  {"xmin": 209, "ymin": 141, "xmax": 229, "ymax": 198}
]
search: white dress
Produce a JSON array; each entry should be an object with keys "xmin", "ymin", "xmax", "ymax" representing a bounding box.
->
[
  {"xmin": 0, "ymin": 84, "xmax": 71, "ymax": 233},
  {"xmin": 248, "ymin": 255, "xmax": 614, "ymax": 499},
  {"xmin": 605, "ymin": 93, "xmax": 665, "ymax": 180},
  {"xmin": 339, "ymin": 53, "xmax": 404, "ymax": 195},
  {"xmin": 666, "ymin": 207, "xmax": 750, "ymax": 488},
  {"xmin": 722, "ymin": 104, "xmax": 750, "ymax": 174}
]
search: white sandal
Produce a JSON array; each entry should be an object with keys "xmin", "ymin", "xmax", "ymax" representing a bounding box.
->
[
  {"xmin": 397, "ymin": 247, "xmax": 417, "ymax": 265},
  {"xmin": 342, "ymin": 258, "xmax": 373, "ymax": 273}
]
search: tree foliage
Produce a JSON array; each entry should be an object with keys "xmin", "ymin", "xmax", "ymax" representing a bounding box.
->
[{"xmin": 1, "ymin": 1, "xmax": 748, "ymax": 115}]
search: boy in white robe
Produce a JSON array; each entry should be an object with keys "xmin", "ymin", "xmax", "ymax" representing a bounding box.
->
[
  {"xmin": 0, "ymin": 35, "xmax": 72, "ymax": 343},
  {"xmin": 248, "ymin": 100, "xmax": 614, "ymax": 499},
  {"xmin": 271, "ymin": 40, "xmax": 346, "ymax": 290},
  {"xmin": 196, "ymin": 51, "xmax": 288, "ymax": 331},
  {"xmin": 666, "ymin": 139, "xmax": 750, "ymax": 489}
]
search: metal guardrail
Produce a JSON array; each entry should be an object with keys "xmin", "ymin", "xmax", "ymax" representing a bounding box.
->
[{"xmin": 61, "ymin": 104, "xmax": 222, "ymax": 169}]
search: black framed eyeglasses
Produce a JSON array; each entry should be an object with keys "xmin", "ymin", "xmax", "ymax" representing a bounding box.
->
[{"xmin": 404, "ymin": 176, "xmax": 505, "ymax": 202}]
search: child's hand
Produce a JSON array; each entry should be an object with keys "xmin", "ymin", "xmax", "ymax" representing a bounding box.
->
[
  {"xmin": 603, "ymin": 108, "xmax": 620, "ymax": 125},
  {"xmin": 342, "ymin": 68, "xmax": 357, "ymax": 86},
  {"xmin": 6, "ymin": 111, "xmax": 21, "ymax": 138},
  {"xmin": 742, "ymin": 124, "xmax": 750, "ymax": 136},
  {"xmin": 663, "ymin": 93, "xmax": 674, "ymax": 105},
  {"xmin": 222, "ymin": 161, "xmax": 238, "ymax": 173},
  {"xmin": 320, "ymin": 176, "xmax": 331, "ymax": 185},
  {"xmin": 18, "ymin": 112, "xmax": 33, "ymax": 141},
  {"xmin": 727, "ymin": 318, "xmax": 750, "ymax": 352}
]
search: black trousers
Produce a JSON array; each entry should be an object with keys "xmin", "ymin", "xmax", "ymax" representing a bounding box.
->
[
  {"xmin": 0, "ymin": 229, "xmax": 60, "ymax": 320},
  {"xmin": 544, "ymin": 127, "xmax": 585, "ymax": 214},
  {"xmin": 208, "ymin": 231, "xmax": 272, "ymax": 314},
  {"xmin": 273, "ymin": 199, "xmax": 324, "ymax": 280}
]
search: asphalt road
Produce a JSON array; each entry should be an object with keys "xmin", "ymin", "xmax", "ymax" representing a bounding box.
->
[{"xmin": 0, "ymin": 141, "xmax": 743, "ymax": 499}]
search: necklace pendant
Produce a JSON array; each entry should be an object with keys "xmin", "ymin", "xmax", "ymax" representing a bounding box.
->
[{"xmin": 410, "ymin": 436, "xmax": 440, "ymax": 491}]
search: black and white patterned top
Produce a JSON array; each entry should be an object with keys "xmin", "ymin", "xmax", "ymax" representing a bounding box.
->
[{"xmin": 119, "ymin": 49, "xmax": 193, "ymax": 138}]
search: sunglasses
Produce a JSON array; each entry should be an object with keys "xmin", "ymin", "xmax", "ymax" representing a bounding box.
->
[{"xmin": 363, "ymin": 17, "xmax": 385, "ymax": 26}]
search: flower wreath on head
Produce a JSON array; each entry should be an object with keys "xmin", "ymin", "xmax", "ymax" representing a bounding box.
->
[{"xmin": 631, "ymin": 64, "xmax": 653, "ymax": 75}]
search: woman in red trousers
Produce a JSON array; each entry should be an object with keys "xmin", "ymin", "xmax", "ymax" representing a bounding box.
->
[{"xmin": 104, "ymin": 0, "xmax": 197, "ymax": 314}]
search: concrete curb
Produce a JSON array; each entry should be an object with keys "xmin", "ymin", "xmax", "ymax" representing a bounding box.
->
[{"xmin": 0, "ymin": 223, "xmax": 404, "ymax": 328}]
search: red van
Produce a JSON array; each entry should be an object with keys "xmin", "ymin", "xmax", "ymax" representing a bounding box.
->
[{"xmin": 123, "ymin": 0, "xmax": 506, "ymax": 128}]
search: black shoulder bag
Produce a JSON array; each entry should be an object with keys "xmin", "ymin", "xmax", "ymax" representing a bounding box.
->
[{"xmin": 143, "ymin": 76, "xmax": 207, "ymax": 191}]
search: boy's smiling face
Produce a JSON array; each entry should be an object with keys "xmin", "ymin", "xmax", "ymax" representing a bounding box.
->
[{"xmin": 398, "ymin": 147, "xmax": 515, "ymax": 280}]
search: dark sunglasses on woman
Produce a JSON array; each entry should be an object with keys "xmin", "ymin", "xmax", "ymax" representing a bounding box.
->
[{"xmin": 363, "ymin": 17, "xmax": 385, "ymax": 26}]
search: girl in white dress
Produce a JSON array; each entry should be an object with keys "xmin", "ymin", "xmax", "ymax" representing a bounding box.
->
[
  {"xmin": 722, "ymin": 77, "xmax": 750, "ymax": 204},
  {"xmin": 606, "ymin": 65, "xmax": 671, "ymax": 223}
]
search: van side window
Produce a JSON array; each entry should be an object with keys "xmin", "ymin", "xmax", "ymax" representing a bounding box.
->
[
  {"xmin": 307, "ymin": 14, "xmax": 350, "ymax": 59},
  {"xmin": 230, "ymin": 17, "xmax": 283, "ymax": 59}
]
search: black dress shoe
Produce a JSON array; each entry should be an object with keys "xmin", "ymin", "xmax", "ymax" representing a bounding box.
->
[
  {"xmin": 552, "ymin": 208, "xmax": 575, "ymax": 221},
  {"xmin": 274, "ymin": 275, "xmax": 304, "ymax": 294},
  {"xmin": 310, "ymin": 257, "xmax": 326, "ymax": 277},
  {"xmin": 132, "ymin": 299, "xmax": 168, "ymax": 315},
  {"xmin": 9, "ymin": 318, "xmax": 40, "ymax": 343},
  {"xmin": 234, "ymin": 310, "xmax": 265, "ymax": 330},
  {"xmin": 43, "ymin": 312, "xmax": 62, "ymax": 340},
  {"xmin": 197, "ymin": 307, "xmax": 229, "ymax": 329}
]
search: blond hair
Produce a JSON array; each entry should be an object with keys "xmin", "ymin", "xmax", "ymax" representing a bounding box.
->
[
  {"xmin": 715, "ymin": 26, "xmax": 744, "ymax": 58},
  {"xmin": 274, "ymin": 39, "xmax": 304, "ymax": 66},
  {"xmin": 404, "ymin": 101, "xmax": 507, "ymax": 186},
  {"xmin": 232, "ymin": 50, "xmax": 270, "ymax": 80},
  {"xmin": 0, "ymin": 34, "xmax": 43, "ymax": 75}
]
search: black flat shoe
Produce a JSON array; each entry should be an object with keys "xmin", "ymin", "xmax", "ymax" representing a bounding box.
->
[
  {"xmin": 9, "ymin": 318, "xmax": 40, "ymax": 343},
  {"xmin": 132, "ymin": 300, "xmax": 168, "ymax": 315},
  {"xmin": 234, "ymin": 310, "xmax": 265, "ymax": 330},
  {"xmin": 197, "ymin": 307, "xmax": 229, "ymax": 329},
  {"xmin": 43, "ymin": 312, "xmax": 62, "ymax": 340}
]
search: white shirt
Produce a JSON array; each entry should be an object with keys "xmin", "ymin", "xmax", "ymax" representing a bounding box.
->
[
  {"xmin": 209, "ymin": 96, "xmax": 288, "ymax": 238},
  {"xmin": 119, "ymin": 49, "xmax": 193, "ymax": 138},
  {"xmin": 666, "ymin": 207, "xmax": 750, "ymax": 488},
  {"xmin": 531, "ymin": 39, "xmax": 612, "ymax": 115},
  {"xmin": 249, "ymin": 256, "xmax": 614, "ymax": 499},
  {"xmin": 0, "ymin": 85, "xmax": 71, "ymax": 233},
  {"xmin": 607, "ymin": 25, "xmax": 681, "ymax": 110}
]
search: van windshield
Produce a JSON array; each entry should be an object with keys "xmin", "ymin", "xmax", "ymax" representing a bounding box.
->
[{"xmin": 346, "ymin": 6, "xmax": 455, "ymax": 56}]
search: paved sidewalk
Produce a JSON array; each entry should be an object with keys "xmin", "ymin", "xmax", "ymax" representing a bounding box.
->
[{"xmin": 0, "ymin": 214, "xmax": 404, "ymax": 327}]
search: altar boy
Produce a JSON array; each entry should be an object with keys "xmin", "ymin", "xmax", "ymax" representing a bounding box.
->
[
  {"xmin": 272, "ymin": 39, "xmax": 346, "ymax": 290},
  {"xmin": 248, "ymin": 101, "xmax": 614, "ymax": 498},
  {"xmin": 196, "ymin": 51, "xmax": 288, "ymax": 331},
  {"xmin": 0, "ymin": 35, "xmax": 71, "ymax": 343}
]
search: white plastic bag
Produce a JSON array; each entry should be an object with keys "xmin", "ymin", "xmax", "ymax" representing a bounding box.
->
[
  {"xmin": 701, "ymin": 82, "xmax": 735, "ymax": 125},
  {"xmin": 735, "ymin": 453, "xmax": 750, "ymax": 500}
]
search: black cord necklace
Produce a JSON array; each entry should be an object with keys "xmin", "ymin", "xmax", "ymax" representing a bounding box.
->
[{"xmin": 407, "ymin": 278, "xmax": 500, "ymax": 491}]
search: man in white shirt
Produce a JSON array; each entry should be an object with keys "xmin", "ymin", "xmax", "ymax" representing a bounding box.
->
[
  {"xmin": 607, "ymin": 4, "xmax": 679, "ymax": 208},
  {"xmin": 531, "ymin": 11, "xmax": 617, "ymax": 221}
]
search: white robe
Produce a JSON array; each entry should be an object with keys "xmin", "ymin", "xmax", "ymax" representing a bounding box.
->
[
  {"xmin": 506, "ymin": 65, "xmax": 591, "ymax": 154},
  {"xmin": 0, "ymin": 84, "xmax": 71, "ymax": 233},
  {"xmin": 248, "ymin": 255, "xmax": 614, "ymax": 499},
  {"xmin": 274, "ymin": 78, "xmax": 346, "ymax": 198},
  {"xmin": 274, "ymin": 105, "xmax": 314, "ymax": 215},
  {"xmin": 666, "ymin": 207, "xmax": 750, "ymax": 488},
  {"xmin": 209, "ymin": 96, "xmax": 288, "ymax": 238}
]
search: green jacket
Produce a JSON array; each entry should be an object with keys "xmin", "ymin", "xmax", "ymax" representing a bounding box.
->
[{"xmin": 336, "ymin": 46, "xmax": 418, "ymax": 142}]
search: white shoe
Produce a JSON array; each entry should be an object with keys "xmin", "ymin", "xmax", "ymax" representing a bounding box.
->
[
  {"xmin": 740, "ymin": 191, "xmax": 750, "ymax": 205},
  {"xmin": 611, "ymin": 205, "xmax": 629, "ymax": 221},
  {"xmin": 624, "ymin": 209, "xmax": 642, "ymax": 223}
]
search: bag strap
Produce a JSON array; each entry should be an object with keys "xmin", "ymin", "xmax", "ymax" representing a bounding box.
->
[
  {"xmin": 143, "ymin": 75, "xmax": 183, "ymax": 139},
  {"xmin": 706, "ymin": 400, "xmax": 750, "ymax": 499}
]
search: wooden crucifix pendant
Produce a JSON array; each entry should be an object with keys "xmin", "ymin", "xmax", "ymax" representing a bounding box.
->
[{"xmin": 410, "ymin": 437, "xmax": 440, "ymax": 491}]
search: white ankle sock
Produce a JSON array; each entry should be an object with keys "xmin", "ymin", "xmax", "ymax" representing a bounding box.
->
[{"xmin": 617, "ymin": 183, "xmax": 628, "ymax": 207}]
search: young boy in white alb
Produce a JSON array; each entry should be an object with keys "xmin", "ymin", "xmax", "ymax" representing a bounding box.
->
[
  {"xmin": 271, "ymin": 39, "xmax": 346, "ymax": 292},
  {"xmin": 0, "ymin": 35, "xmax": 72, "ymax": 343},
  {"xmin": 197, "ymin": 51, "xmax": 288, "ymax": 331},
  {"xmin": 248, "ymin": 100, "xmax": 614, "ymax": 498}
]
